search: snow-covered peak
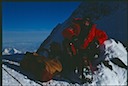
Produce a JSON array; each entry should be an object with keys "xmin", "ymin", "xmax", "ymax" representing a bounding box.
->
[{"xmin": 2, "ymin": 48, "xmax": 22, "ymax": 55}]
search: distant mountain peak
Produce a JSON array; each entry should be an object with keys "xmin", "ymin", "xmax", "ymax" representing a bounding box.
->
[{"xmin": 2, "ymin": 48, "xmax": 22, "ymax": 55}]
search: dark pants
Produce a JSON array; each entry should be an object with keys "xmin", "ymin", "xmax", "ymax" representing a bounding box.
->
[
  {"xmin": 91, "ymin": 44, "xmax": 106, "ymax": 66},
  {"xmin": 76, "ymin": 44, "xmax": 106, "ymax": 67}
]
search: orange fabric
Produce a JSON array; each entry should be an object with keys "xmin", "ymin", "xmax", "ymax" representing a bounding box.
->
[
  {"xmin": 20, "ymin": 52, "xmax": 62, "ymax": 82},
  {"xmin": 32, "ymin": 53, "xmax": 62, "ymax": 75},
  {"xmin": 45, "ymin": 59, "xmax": 62, "ymax": 74}
]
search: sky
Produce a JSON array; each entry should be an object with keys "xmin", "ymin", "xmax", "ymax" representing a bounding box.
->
[
  {"xmin": 2, "ymin": 2, "xmax": 80, "ymax": 51},
  {"xmin": 2, "ymin": 2, "xmax": 80, "ymax": 32}
]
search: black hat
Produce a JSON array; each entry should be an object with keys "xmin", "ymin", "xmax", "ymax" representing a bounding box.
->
[{"xmin": 83, "ymin": 16, "xmax": 91, "ymax": 22}]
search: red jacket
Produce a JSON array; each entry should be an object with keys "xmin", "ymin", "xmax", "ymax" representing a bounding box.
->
[
  {"xmin": 62, "ymin": 23, "xmax": 108, "ymax": 50},
  {"xmin": 79, "ymin": 24, "xmax": 108, "ymax": 49}
]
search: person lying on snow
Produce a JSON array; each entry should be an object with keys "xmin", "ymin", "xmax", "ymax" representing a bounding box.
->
[
  {"xmin": 62, "ymin": 16, "xmax": 108, "ymax": 82},
  {"xmin": 20, "ymin": 42, "xmax": 62, "ymax": 82}
]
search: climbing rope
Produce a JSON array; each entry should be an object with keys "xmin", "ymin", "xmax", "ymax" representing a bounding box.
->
[
  {"xmin": 2, "ymin": 66, "xmax": 44, "ymax": 86},
  {"xmin": 2, "ymin": 66, "xmax": 23, "ymax": 86}
]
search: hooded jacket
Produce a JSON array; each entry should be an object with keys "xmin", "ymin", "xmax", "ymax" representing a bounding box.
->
[
  {"xmin": 62, "ymin": 23, "xmax": 108, "ymax": 50},
  {"xmin": 79, "ymin": 24, "xmax": 108, "ymax": 49}
]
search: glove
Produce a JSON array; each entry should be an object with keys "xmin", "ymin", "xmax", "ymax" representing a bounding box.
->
[{"xmin": 88, "ymin": 39, "xmax": 99, "ymax": 50}]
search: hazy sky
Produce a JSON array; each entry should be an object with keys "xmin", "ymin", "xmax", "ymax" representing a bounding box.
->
[
  {"xmin": 2, "ymin": 2, "xmax": 80, "ymax": 51},
  {"xmin": 2, "ymin": 2, "xmax": 80, "ymax": 32}
]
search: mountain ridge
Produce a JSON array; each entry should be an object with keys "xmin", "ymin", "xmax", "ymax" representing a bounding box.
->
[{"xmin": 37, "ymin": 1, "xmax": 127, "ymax": 54}]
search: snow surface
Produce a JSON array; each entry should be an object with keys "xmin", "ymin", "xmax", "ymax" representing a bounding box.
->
[
  {"xmin": 2, "ymin": 64, "xmax": 41, "ymax": 86},
  {"xmin": 2, "ymin": 39, "xmax": 127, "ymax": 86},
  {"xmin": 104, "ymin": 39, "xmax": 127, "ymax": 66}
]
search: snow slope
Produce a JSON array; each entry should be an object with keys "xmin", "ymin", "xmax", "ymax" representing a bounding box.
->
[
  {"xmin": 2, "ymin": 39, "xmax": 127, "ymax": 86},
  {"xmin": 91, "ymin": 39, "xmax": 127, "ymax": 85},
  {"xmin": 104, "ymin": 39, "xmax": 127, "ymax": 66},
  {"xmin": 2, "ymin": 64, "xmax": 41, "ymax": 86}
]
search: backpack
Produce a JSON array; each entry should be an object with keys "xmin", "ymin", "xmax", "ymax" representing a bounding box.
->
[{"xmin": 20, "ymin": 52, "xmax": 62, "ymax": 81}]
